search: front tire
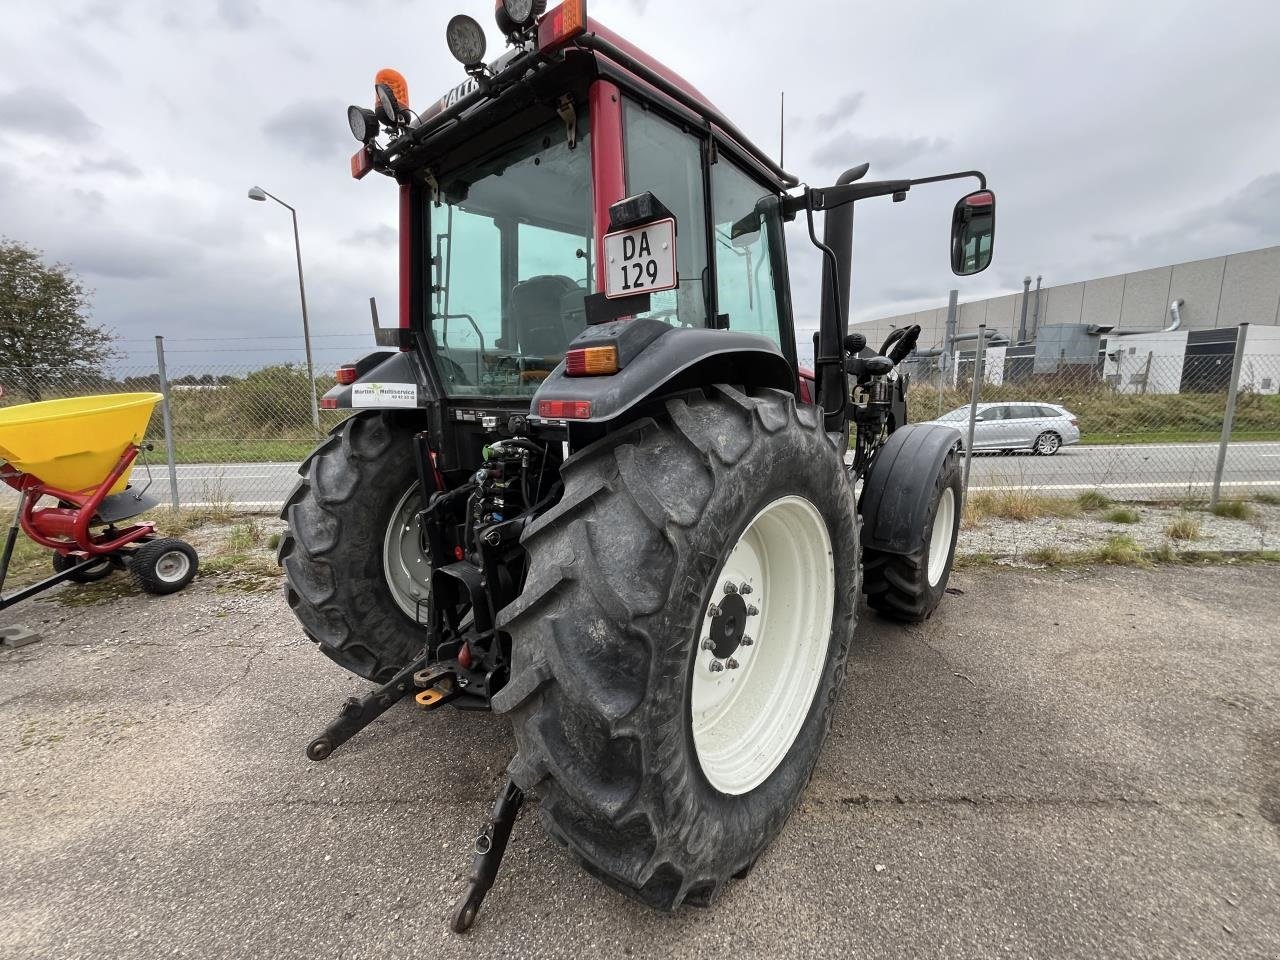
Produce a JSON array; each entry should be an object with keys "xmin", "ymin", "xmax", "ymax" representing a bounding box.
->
[
  {"xmin": 863, "ymin": 446, "xmax": 962, "ymax": 622},
  {"xmin": 494, "ymin": 386, "xmax": 860, "ymax": 909},
  {"xmin": 278, "ymin": 412, "xmax": 430, "ymax": 682}
]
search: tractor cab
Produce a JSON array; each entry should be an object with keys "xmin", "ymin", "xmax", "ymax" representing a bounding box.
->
[{"xmin": 332, "ymin": 1, "xmax": 805, "ymax": 451}]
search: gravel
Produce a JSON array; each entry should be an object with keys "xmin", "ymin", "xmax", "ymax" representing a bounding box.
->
[{"xmin": 959, "ymin": 503, "xmax": 1280, "ymax": 560}]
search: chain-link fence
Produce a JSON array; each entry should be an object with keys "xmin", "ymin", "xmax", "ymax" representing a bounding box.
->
[
  {"xmin": 0, "ymin": 341, "xmax": 345, "ymax": 509},
  {"xmin": 2, "ymin": 331, "xmax": 1278, "ymax": 510},
  {"xmin": 911, "ymin": 330, "xmax": 1280, "ymax": 502}
]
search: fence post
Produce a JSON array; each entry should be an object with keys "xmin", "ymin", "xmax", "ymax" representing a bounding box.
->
[
  {"xmin": 1210, "ymin": 323, "xmax": 1249, "ymax": 508},
  {"xmin": 154, "ymin": 336, "xmax": 180, "ymax": 511},
  {"xmin": 962, "ymin": 324, "xmax": 986, "ymax": 502}
]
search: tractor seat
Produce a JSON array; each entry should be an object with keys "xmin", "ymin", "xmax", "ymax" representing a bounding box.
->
[{"xmin": 510, "ymin": 275, "xmax": 583, "ymax": 357}]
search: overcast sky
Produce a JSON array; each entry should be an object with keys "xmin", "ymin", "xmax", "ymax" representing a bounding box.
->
[{"xmin": 2, "ymin": 0, "xmax": 1279, "ymax": 371}]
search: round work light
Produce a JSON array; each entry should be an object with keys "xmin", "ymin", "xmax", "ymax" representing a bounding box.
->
[
  {"xmin": 495, "ymin": 0, "xmax": 547, "ymax": 33},
  {"xmin": 347, "ymin": 105, "xmax": 379, "ymax": 142},
  {"xmin": 446, "ymin": 15, "xmax": 488, "ymax": 68}
]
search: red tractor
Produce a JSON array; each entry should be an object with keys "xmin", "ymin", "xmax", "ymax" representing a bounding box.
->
[{"xmin": 280, "ymin": 0, "xmax": 996, "ymax": 932}]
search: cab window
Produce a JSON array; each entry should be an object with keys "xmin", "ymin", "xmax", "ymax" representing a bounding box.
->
[
  {"xmin": 711, "ymin": 161, "xmax": 782, "ymax": 345},
  {"xmin": 622, "ymin": 101, "xmax": 709, "ymax": 329}
]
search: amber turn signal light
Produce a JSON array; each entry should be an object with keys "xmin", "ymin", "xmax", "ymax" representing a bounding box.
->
[{"xmin": 565, "ymin": 345, "xmax": 618, "ymax": 376}]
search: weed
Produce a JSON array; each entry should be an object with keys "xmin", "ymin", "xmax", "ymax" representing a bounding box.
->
[
  {"xmin": 226, "ymin": 519, "xmax": 264, "ymax": 552},
  {"xmin": 1210, "ymin": 500, "xmax": 1254, "ymax": 520},
  {"xmin": 1091, "ymin": 533, "xmax": 1145, "ymax": 566},
  {"xmin": 267, "ymin": 532, "xmax": 281, "ymax": 551},
  {"xmin": 1164, "ymin": 515, "xmax": 1202, "ymax": 541},
  {"xmin": 963, "ymin": 489, "xmax": 1080, "ymax": 525},
  {"xmin": 1103, "ymin": 507, "xmax": 1140, "ymax": 524},
  {"xmin": 1253, "ymin": 493, "xmax": 1280, "ymax": 506},
  {"xmin": 1076, "ymin": 490, "xmax": 1111, "ymax": 511},
  {"xmin": 1026, "ymin": 545, "xmax": 1070, "ymax": 566}
]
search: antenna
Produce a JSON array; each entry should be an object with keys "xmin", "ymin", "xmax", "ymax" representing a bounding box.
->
[{"xmin": 779, "ymin": 91, "xmax": 785, "ymax": 168}]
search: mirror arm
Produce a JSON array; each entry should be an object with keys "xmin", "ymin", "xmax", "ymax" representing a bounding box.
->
[{"xmin": 907, "ymin": 169, "xmax": 988, "ymax": 190}]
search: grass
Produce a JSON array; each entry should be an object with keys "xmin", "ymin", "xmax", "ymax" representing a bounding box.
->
[
  {"xmin": 963, "ymin": 489, "xmax": 1080, "ymax": 527},
  {"xmin": 1165, "ymin": 515, "xmax": 1203, "ymax": 541},
  {"xmin": 1091, "ymin": 534, "xmax": 1146, "ymax": 565},
  {"xmin": 1103, "ymin": 507, "xmax": 1141, "ymax": 524},
  {"xmin": 1025, "ymin": 545, "xmax": 1070, "ymax": 566},
  {"xmin": 1254, "ymin": 493, "xmax": 1280, "ymax": 506},
  {"xmin": 1210, "ymin": 500, "xmax": 1255, "ymax": 520},
  {"xmin": 167, "ymin": 438, "xmax": 320, "ymax": 464},
  {"xmin": 1079, "ymin": 430, "xmax": 1280, "ymax": 446},
  {"xmin": 1076, "ymin": 490, "xmax": 1111, "ymax": 511}
]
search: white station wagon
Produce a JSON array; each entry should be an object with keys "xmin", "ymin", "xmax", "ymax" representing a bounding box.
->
[{"xmin": 924, "ymin": 402, "xmax": 1081, "ymax": 455}]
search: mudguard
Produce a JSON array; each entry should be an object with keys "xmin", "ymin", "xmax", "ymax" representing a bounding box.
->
[
  {"xmin": 321, "ymin": 351, "xmax": 430, "ymax": 410},
  {"xmin": 859, "ymin": 423, "xmax": 962, "ymax": 555},
  {"xmin": 531, "ymin": 320, "xmax": 794, "ymax": 423}
]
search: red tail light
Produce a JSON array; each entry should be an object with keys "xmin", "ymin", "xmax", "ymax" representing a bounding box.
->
[
  {"xmin": 336, "ymin": 365, "xmax": 358, "ymax": 385},
  {"xmin": 538, "ymin": 0, "xmax": 587, "ymax": 51},
  {"xmin": 351, "ymin": 147, "xmax": 373, "ymax": 179},
  {"xmin": 1070, "ymin": 418, "xmax": 1079, "ymax": 427},
  {"xmin": 538, "ymin": 399, "xmax": 592, "ymax": 420},
  {"xmin": 320, "ymin": 397, "xmax": 338, "ymax": 410}
]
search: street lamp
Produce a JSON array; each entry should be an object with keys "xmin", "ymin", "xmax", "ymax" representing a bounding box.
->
[{"xmin": 247, "ymin": 185, "xmax": 321, "ymax": 432}]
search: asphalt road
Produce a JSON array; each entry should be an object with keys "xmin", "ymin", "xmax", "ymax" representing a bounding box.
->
[
  {"xmin": 2, "ymin": 563, "xmax": 1278, "ymax": 959},
  {"xmin": 152, "ymin": 441, "xmax": 1280, "ymax": 508}
]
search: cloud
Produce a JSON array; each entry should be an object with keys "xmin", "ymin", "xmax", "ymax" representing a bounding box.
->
[
  {"xmin": 261, "ymin": 99, "xmax": 348, "ymax": 161},
  {"xmin": 216, "ymin": 0, "xmax": 263, "ymax": 30},
  {"xmin": 811, "ymin": 132, "xmax": 949, "ymax": 172},
  {"xmin": 344, "ymin": 225, "xmax": 397, "ymax": 248},
  {"xmin": 0, "ymin": 87, "xmax": 99, "ymax": 143},
  {"xmin": 74, "ymin": 155, "xmax": 143, "ymax": 178},
  {"xmin": 814, "ymin": 91, "xmax": 865, "ymax": 127}
]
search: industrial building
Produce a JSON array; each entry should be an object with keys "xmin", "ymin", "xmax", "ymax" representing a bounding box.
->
[{"xmin": 856, "ymin": 244, "xmax": 1280, "ymax": 394}]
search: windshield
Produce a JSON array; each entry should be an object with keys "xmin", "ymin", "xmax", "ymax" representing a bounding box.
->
[
  {"xmin": 429, "ymin": 116, "xmax": 593, "ymax": 398},
  {"xmin": 938, "ymin": 406, "xmax": 969, "ymax": 422}
]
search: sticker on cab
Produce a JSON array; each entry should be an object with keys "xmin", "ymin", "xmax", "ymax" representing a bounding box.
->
[{"xmin": 350, "ymin": 382, "xmax": 417, "ymax": 408}]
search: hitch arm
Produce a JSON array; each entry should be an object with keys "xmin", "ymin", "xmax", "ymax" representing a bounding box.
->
[
  {"xmin": 305, "ymin": 649, "xmax": 431, "ymax": 761},
  {"xmin": 450, "ymin": 774, "xmax": 525, "ymax": 934}
]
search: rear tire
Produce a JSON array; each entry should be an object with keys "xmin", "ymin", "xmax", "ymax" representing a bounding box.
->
[
  {"xmin": 278, "ymin": 412, "xmax": 430, "ymax": 682},
  {"xmin": 863, "ymin": 447, "xmax": 962, "ymax": 622},
  {"xmin": 495, "ymin": 386, "xmax": 860, "ymax": 910},
  {"xmin": 1034, "ymin": 431, "xmax": 1061, "ymax": 456}
]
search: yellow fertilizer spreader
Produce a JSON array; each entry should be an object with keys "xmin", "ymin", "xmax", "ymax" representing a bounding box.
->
[{"xmin": 0, "ymin": 393, "xmax": 198, "ymax": 608}]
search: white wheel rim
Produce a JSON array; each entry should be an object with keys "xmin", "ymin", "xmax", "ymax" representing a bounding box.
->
[
  {"xmin": 927, "ymin": 487, "xmax": 956, "ymax": 587},
  {"xmin": 155, "ymin": 551, "xmax": 190, "ymax": 583},
  {"xmin": 383, "ymin": 484, "xmax": 431, "ymax": 620},
  {"xmin": 690, "ymin": 495, "xmax": 835, "ymax": 796}
]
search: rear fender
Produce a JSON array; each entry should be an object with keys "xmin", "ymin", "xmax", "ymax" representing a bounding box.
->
[
  {"xmin": 321, "ymin": 351, "xmax": 430, "ymax": 410},
  {"xmin": 859, "ymin": 423, "xmax": 961, "ymax": 555},
  {"xmin": 531, "ymin": 320, "xmax": 794, "ymax": 424}
]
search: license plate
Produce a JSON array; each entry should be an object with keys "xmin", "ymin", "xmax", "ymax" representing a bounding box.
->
[{"xmin": 603, "ymin": 218, "xmax": 677, "ymax": 299}]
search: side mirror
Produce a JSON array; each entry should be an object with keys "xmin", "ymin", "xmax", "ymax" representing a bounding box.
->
[
  {"xmin": 973, "ymin": 414, "xmax": 985, "ymax": 422},
  {"xmin": 950, "ymin": 189, "xmax": 996, "ymax": 276}
]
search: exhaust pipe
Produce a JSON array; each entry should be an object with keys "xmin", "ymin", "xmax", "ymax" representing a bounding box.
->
[{"xmin": 1089, "ymin": 298, "xmax": 1184, "ymax": 336}]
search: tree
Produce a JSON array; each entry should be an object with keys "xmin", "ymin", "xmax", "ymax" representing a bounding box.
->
[{"xmin": 0, "ymin": 239, "xmax": 116, "ymax": 400}]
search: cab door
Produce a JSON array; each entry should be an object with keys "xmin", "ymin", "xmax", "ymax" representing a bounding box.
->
[{"xmin": 710, "ymin": 159, "xmax": 789, "ymax": 357}]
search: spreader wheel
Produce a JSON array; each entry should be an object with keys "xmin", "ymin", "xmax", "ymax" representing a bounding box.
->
[
  {"xmin": 496, "ymin": 385, "xmax": 859, "ymax": 910},
  {"xmin": 130, "ymin": 538, "xmax": 199, "ymax": 595},
  {"xmin": 51, "ymin": 552, "xmax": 114, "ymax": 584}
]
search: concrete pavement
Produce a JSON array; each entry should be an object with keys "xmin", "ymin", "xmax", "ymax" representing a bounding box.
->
[{"xmin": 2, "ymin": 563, "xmax": 1278, "ymax": 959}]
